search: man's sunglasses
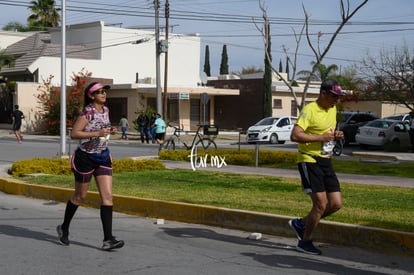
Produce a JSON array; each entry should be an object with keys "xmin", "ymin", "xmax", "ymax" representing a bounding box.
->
[{"xmin": 92, "ymin": 88, "xmax": 107, "ymax": 95}]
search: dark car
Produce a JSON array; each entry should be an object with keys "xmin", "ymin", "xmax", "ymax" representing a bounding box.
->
[{"xmin": 338, "ymin": 111, "xmax": 379, "ymax": 145}]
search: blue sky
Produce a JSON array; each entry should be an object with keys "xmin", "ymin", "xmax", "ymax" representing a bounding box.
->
[{"xmin": 1, "ymin": 0, "xmax": 414, "ymax": 77}]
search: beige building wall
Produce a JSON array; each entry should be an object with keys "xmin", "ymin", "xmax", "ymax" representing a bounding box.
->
[
  {"xmin": 341, "ymin": 101, "xmax": 411, "ymax": 117},
  {"xmin": 272, "ymin": 89, "xmax": 319, "ymax": 117},
  {"xmin": 179, "ymin": 100, "xmax": 191, "ymax": 131},
  {"xmin": 14, "ymin": 82, "xmax": 45, "ymax": 133}
]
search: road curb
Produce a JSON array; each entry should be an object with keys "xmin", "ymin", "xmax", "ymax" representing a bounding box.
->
[
  {"xmin": 1, "ymin": 177, "xmax": 413, "ymax": 257},
  {"xmin": 352, "ymin": 152, "xmax": 399, "ymax": 162}
]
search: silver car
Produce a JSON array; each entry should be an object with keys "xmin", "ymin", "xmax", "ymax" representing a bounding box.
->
[
  {"xmin": 355, "ymin": 119, "xmax": 411, "ymax": 150},
  {"xmin": 246, "ymin": 116, "xmax": 297, "ymax": 144}
]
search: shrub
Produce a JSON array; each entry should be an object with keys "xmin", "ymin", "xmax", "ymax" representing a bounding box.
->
[
  {"xmin": 36, "ymin": 69, "xmax": 91, "ymax": 135},
  {"xmin": 113, "ymin": 159, "xmax": 165, "ymax": 172},
  {"xmin": 159, "ymin": 148, "xmax": 297, "ymax": 166},
  {"xmin": 222, "ymin": 153, "xmax": 254, "ymax": 166},
  {"xmin": 10, "ymin": 158, "xmax": 72, "ymax": 177},
  {"xmin": 10, "ymin": 158, "xmax": 165, "ymax": 177}
]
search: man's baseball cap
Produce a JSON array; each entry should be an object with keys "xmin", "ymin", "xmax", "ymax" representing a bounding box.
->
[{"xmin": 329, "ymin": 85, "xmax": 345, "ymax": 96}]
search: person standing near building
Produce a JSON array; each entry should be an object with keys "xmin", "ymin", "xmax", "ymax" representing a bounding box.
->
[
  {"xmin": 149, "ymin": 112, "xmax": 157, "ymax": 144},
  {"xmin": 137, "ymin": 110, "xmax": 150, "ymax": 144},
  {"xmin": 56, "ymin": 82, "xmax": 124, "ymax": 251},
  {"xmin": 119, "ymin": 114, "xmax": 129, "ymax": 140},
  {"xmin": 289, "ymin": 79, "xmax": 345, "ymax": 255},
  {"xmin": 11, "ymin": 105, "xmax": 24, "ymax": 143},
  {"xmin": 154, "ymin": 113, "xmax": 166, "ymax": 150},
  {"xmin": 409, "ymin": 111, "xmax": 414, "ymax": 153}
]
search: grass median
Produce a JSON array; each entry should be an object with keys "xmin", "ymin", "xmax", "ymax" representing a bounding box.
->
[{"xmin": 22, "ymin": 168, "xmax": 414, "ymax": 233}]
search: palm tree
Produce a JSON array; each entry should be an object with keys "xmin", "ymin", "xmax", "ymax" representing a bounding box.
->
[
  {"xmin": 27, "ymin": 0, "xmax": 60, "ymax": 30},
  {"xmin": 297, "ymin": 62, "xmax": 338, "ymax": 81}
]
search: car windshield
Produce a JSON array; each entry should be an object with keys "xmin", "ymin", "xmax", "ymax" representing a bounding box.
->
[
  {"xmin": 255, "ymin": 117, "xmax": 280, "ymax": 126},
  {"xmin": 365, "ymin": 120, "xmax": 392, "ymax": 129}
]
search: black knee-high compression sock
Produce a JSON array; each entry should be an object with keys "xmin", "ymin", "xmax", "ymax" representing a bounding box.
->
[
  {"xmin": 100, "ymin": 205, "xmax": 113, "ymax": 241},
  {"xmin": 62, "ymin": 200, "xmax": 79, "ymax": 233}
]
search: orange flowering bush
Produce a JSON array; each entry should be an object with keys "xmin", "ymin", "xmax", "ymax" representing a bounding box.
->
[{"xmin": 36, "ymin": 68, "xmax": 92, "ymax": 134}]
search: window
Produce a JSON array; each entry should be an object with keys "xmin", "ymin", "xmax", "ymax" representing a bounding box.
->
[
  {"xmin": 273, "ymin": 99, "xmax": 282, "ymax": 109},
  {"xmin": 277, "ymin": 118, "xmax": 289, "ymax": 127}
]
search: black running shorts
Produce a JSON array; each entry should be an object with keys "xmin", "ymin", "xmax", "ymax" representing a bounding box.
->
[
  {"xmin": 297, "ymin": 160, "xmax": 340, "ymax": 194},
  {"xmin": 71, "ymin": 148, "xmax": 112, "ymax": 183}
]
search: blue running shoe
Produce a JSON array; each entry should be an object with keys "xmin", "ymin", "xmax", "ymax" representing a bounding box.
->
[
  {"xmin": 297, "ymin": 240, "xmax": 322, "ymax": 255},
  {"xmin": 288, "ymin": 218, "xmax": 304, "ymax": 240}
]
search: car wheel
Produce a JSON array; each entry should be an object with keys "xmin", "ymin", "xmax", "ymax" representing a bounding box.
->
[
  {"xmin": 269, "ymin": 134, "xmax": 279, "ymax": 144},
  {"xmin": 386, "ymin": 139, "xmax": 401, "ymax": 151}
]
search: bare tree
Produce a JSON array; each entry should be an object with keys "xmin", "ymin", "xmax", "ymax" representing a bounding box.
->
[
  {"xmin": 256, "ymin": 0, "xmax": 368, "ymax": 111},
  {"xmin": 361, "ymin": 45, "xmax": 414, "ymax": 111}
]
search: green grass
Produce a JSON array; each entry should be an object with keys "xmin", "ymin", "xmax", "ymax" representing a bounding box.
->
[
  {"xmin": 263, "ymin": 159, "xmax": 414, "ymax": 178},
  {"xmin": 23, "ymin": 169, "xmax": 414, "ymax": 233}
]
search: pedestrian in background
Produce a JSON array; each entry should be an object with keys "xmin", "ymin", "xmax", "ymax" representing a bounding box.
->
[
  {"xmin": 289, "ymin": 79, "xmax": 345, "ymax": 255},
  {"xmin": 119, "ymin": 114, "xmax": 129, "ymax": 140},
  {"xmin": 136, "ymin": 110, "xmax": 150, "ymax": 144},
  {"xmin": 11, "ymin": 104, "xmax": 24, "ymax": 143},
  {"xmin": 56, "ymin": 82, "xmax": 124, "ymax": 251},
  {"xmin": 149, "ymin": 112, "xmax": 157, "ymax": 144},
  {"xmin": 154, "ymin": 113, "xmax": 166, "ymax": 150},
  {"xmin": 409, "ymin": 111, "xmax": 414, "ymax": 153}
]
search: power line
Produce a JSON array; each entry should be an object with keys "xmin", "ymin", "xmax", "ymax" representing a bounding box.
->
[
  {"xmin": 1, "ymin": 0, "xmax": 413, "ymax": 69},
  {"xmin": 1, "ymin": 0, "xmax": 414, "ymax": 27}
]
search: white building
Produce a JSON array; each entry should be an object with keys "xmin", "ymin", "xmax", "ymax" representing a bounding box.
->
[{"xmin": 0, "ymin": 21, "xmax": 238, "ymax": 132}]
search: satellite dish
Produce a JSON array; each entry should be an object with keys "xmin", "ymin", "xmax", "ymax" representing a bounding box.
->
[{"xmin": 200, "ymin": 72, "xmax": 208, "ymax": 85}]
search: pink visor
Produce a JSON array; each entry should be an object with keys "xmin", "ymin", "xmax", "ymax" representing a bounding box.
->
[{"xmin": 87, "ymin": 83, "xmax": 111, "ymax": 96}]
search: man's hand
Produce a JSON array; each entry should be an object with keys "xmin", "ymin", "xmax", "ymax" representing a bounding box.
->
[{"xmin": 334, "ymin": 130, "xmax": 344, "ymax": 140}]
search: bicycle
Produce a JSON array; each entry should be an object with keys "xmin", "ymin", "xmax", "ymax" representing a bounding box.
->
[{"xmin": 162, "ymin": 124, "xmax": 218, "ymax": 150}]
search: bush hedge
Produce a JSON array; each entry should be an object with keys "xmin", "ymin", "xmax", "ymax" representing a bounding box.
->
[
  {"xmin": 10, "ymin": 149, "xmax": 297, "ymax": 177},
  {"xmin": 158, "ymin": 148, "xmax": 297, "ymax": 166},
  {"xmin": 10, "ymin": 158, "xmax": 166, "ymax": 177}
]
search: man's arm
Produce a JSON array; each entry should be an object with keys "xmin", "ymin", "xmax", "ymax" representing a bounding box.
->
[{"xmin": 290, "ymin": 125, "xmax": 334, "ymax": 143}]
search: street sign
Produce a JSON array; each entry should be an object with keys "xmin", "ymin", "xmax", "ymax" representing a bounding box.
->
[
  {"xmin": 201, "ymin": 92, "xmax": 209, "ymax": 104},
  {"xmin": 179, "ymin": 92, "xmax": 189, "ymax": 99}
]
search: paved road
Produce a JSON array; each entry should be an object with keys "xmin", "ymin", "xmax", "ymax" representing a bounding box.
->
[{"xmin": 1, "ymin": 191, "xmax": 413, "ymax": 275}]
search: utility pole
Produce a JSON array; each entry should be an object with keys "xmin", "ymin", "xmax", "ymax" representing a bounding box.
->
[
  {"xmin": 60, "ymin": 0, "xmax": 67, "ymax": 156},
  {"xmin": 154, "ymin": 0, "xmax": 162, "ymax": 115},
  {"xmin": 162, "ymin": 0, "xmax": 169, "ymax": 119}
]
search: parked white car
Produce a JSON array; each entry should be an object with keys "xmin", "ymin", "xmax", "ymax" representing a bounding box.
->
[
  {"xmin": 355, "ymin": 119, "xmax": 411, "ymax": 150},
  {"xmin": 383, "ymin": 113, "xmax": 411, "ymax": 123},
  {"xmin": 246, "ymin": 116, "xmax": 297, "ymax": 144}
]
